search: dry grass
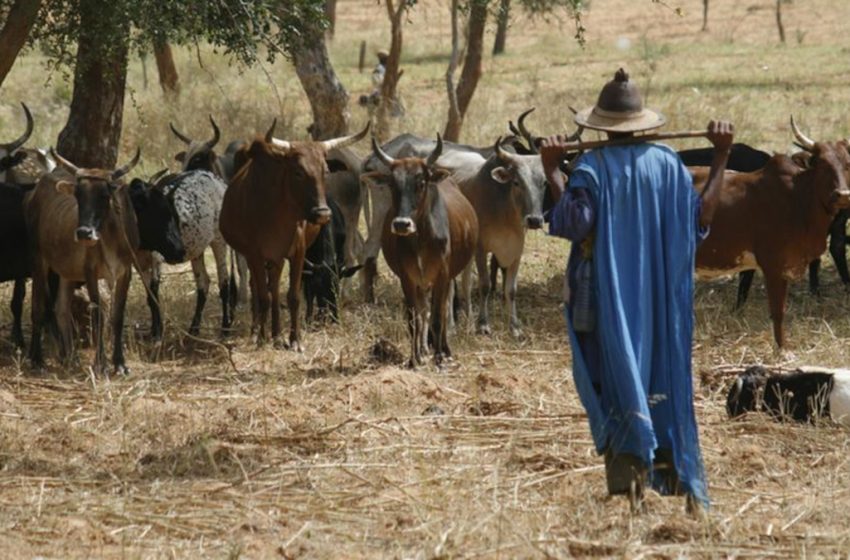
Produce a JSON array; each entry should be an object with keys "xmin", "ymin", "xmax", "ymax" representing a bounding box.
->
[{"xmin": 2, "ymin": 0, "xmax": 850, "ymax": 557}]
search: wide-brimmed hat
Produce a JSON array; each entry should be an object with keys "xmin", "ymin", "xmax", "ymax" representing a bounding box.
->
[{"xmin": 574, "ymin": 68, "xmax": 666, "ymax": 133}]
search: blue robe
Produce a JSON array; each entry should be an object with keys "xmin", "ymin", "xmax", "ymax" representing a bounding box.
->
[{"xmin": 548, "ymin": 143, "xmax": 709, "ymax": 506}]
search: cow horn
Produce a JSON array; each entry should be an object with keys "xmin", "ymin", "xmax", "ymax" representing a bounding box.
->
[
  {"xmin": 50, "ymin": 148, "xmax": 80, "ymax": 175},
  {"xmin": 426, "ymin": 134, "xmax": 444, "ymax": 167},
  {"xmin": 1, "ymin": 103, "xmax": 34, "ymax": 152},
  {"xmin": 371, "ymin": 137, "xmax": 395, "ymax": 168},
  {"xmin": 320, "ymin": 122, "xmax": 371, "ymax": 152},
  {"xmin": 790, "ymin": 115, "xmax": 816, "ymax": 152},
  {"xmin": 494, "ymin": 136, "xmax": 514, "ymax": 164},
  {"xmin": 206, "ymin": 116, "xmax": 221, "ymax": 151},
  {"xmin": 112, "ymin": 148, "xmax": 141, "ymax": 181},
  {"xmin": 265, "ymin": 118, "xmax": 277, "ymax": 143},
  {"xmin": 566, "ymin": 125, "xmax": 585, "ymax": 142},
  {"xmin": 149, "ymin": 168, "xmax": 169, "ymax": 185},
  {"xmin": 169, "ymin": 122, "xmax": 192, "ymax": 145},
  {"xmin": 517, "ymin": 108, "xmax": 537, "ymax": 153}
]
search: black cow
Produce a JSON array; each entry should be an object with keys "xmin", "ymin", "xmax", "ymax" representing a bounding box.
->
[
  {"xmin": 0, "ymin": 183, "xmax": 34, "ymax": 348},
  {"xmin": 302, "ymin": 196, "xmax": 362, "ymax": 323},
  {"xmin": 727, "ymin": 366, "xmax": 850, "ymax": 426}
]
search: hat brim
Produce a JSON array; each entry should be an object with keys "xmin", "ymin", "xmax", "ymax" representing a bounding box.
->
[{"xmin": 574, "ymin": 106, "xmax": 666, "ymax": 133}]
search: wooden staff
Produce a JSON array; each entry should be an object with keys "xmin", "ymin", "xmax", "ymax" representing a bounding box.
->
[{"xmin": 557, "ymin": 130, "xmax": 709, "ymax": 152}]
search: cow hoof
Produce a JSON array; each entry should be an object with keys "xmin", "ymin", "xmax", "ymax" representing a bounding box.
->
[
  {"xmin": 510, "ymin": 326, "xmax": 524, "ymax": 339},
  {"xmin": 113, "ymin": 365, "xmax": 130, "ymax": 376},
  {"xmin": 289, "ymin": 340, "xmax": 304, "ymax": 353},
  {"xmin": 272, "ymin": 337, "xmax": 288, "ymax": 350},
  {"xmin": 476, "ymin": 324, "xmax": 492, "ymax": 336}
]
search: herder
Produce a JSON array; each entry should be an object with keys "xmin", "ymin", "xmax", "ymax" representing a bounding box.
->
[{"xmin": 540, "ymin": 69, "xmax": 733, "ymax": 512}]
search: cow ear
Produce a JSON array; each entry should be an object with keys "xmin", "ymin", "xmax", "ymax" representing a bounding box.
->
[
  {"xmin": 174, "ymin": 151, "xmax": 186, "ymax": 163},
  {"xmin": 340, "ymin": 264, "xmax": 364, "ymax": 278},
  {"xmin": 55, "ymin": 180, "xmax": 75, "ymax": 195},
  {"xmin": 491, "ymin": 166, "xmax": 512, "ymax": 184},
  {"xmin": 429, "ymin": 167, "xmax": 451, "ymax": 183}
]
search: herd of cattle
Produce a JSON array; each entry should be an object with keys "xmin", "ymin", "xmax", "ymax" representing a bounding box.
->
[{"xmin": 2, "ymin": 103, "xmax": 850, "ymax": 380}]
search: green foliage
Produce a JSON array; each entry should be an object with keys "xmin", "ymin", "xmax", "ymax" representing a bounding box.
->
[{"xmin": 17, "ymin": 0, "xmax": 329, "ymax": 70}]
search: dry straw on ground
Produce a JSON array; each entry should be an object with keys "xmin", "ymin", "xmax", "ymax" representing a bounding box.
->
[{"xmin": 2, "ymin": 0, "xmax": 850, "ymax": 557}]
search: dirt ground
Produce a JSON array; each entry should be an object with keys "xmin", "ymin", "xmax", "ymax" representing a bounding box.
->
[{"xmin": 2, "ymin": 0, "xmax": 850, "ymax": 557}]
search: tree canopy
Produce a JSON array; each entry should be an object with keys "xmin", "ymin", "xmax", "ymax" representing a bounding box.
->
[{"xmin": 3, "ymin": 0, "xmax": 329, "ymax": 70}]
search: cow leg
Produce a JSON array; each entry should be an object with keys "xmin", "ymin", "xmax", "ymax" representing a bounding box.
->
[
  {"xmin": 764, "ymin": 271, "xmax": 789, "ymax": 348},
  {"xmin": 28, "ymin": 261, "xmax": 48, "ymax": 369},
  {"xmin": 400, "ymin": 278, "xmax": 420, "ymax": 368},
  {"xmin": 111, "ymin": 268, "xmax": 132, "ymax": 375},
  {"xmin": 460, "ymin": 262, "xmax": 473, "ymax": 320},
  {"xmin": 505, "ymin": 258, "xmax": 523, "ymax": 338},
  {"xmin": 236, "ymin": 253, "xmax": 250, "ymax": 306},
  {"xmin": 304, "ymin": 276, "xmax": 315, "ymax": 324},
  {"xmin": 188, "ymin": 253, "xmax": 210, "ymax": 336},
  {"xmin": 268, "ymin": 261, "xmax": 286, "ymax": 348},
  {"xmin": 475, "ymin": 249, "xmax": 492, "ymax": 335},
  {"xmin": 287, "ymin": 245, "xmax": 306, "ymax": 352},
  {"xmin": 140, "ymin": 258, "xmax": 163, "ymax": 341},
  {"xmin": 54, "ymin": 280, "xmax": 75, "ymax": 363},
  {"xmin": 211, "ymin": 238, "xmax": 232, "ymax": 336},
  {"xmin": 11, "ymin": 278, "xmax": 25, "ymax": 349},
  {"xmin": 85, "ymin": 273, "xmax": 106, "ymax": 374},
  {"xmin": 735, "ymin": 270, "xmax": 755, "ymax": 311},
  {"xmin": 489, "ymin": 254, "xmax": 499, "ymax": 294},
  {"xmin": 431, "ymin": 277, "xmax": 451, "ymax": 365},
  {"xmin": 362, "ymin": 257, "xmax": 378, "ymax": 304},
  {"xmin": 247, "ymin": 259, "xmax": 268, "ymax": 344},
  {"xmin": 829, "ymin": 215, "xmax": 850, "ymax": 286},
  {"xmin": 808, "ymin": 259, "xmax": 821, "ymax": 297}
]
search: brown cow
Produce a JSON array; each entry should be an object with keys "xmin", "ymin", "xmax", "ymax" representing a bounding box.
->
[
  {"xmin": 693, "ymin": 118, "xmax": 850, "ymax": 347},
  {"xmin": 25, "ymin": 149, "xmax": 142, "ymax": 374},
  {"xmin": 371, "ymin": 136, "xmax": 479, "ymax": 367},
  {"xmin": 220, "ymin": 121, "xmax": 370, "ymax": 350}
]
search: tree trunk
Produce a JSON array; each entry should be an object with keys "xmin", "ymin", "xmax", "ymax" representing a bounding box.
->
[
  {"xmin": 374, "ymin": 0, "xmax": 407, "ymax": 142},
  {"xmin": 56, "ymin": 0, "xmax": 129, "ymax": 169},
  {"xmin": 0, "ymin": 0, "xmax": 41, "ymax": 89},
  {"xmin": 153, "ymin": 39, "xmax": 180, "ymax": 97},
  {"xmin": 293, "ymin": 36, "xmax": 350, "ymax": 139},
  {"xmin": 444, "ymin": 0, "xmax": 486, "ymax": 142},
  {"xmin": 701, "ymin": 0, "xmax": 709, "ymax": 31},
  {"xmin": 775, "ymin": 0, "xmax": 786, "ymax": 43},
  {"xmin": 325, "ymin": 0, "xmax": 338, "ymax": 40},
  {"xmin": 443, "ymin": 0, "xmax": 462, "ymax": 142},
  {"xmin": 493, "ymin": 0, "xmax": 510, "ymax": 55}
]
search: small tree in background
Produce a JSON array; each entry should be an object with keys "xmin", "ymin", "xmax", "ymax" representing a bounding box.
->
[
  {"xmin": 444, "ymin": 0, "xmax": 586, "ymax": 142},
  {"xmin": 373, "ymin": 0, "xmax": 415, "ymax": 142},
  {"xmin": 492, "ymin": 0, "xmax": 510, "ymax": 55},
  {"xmin": 152, "ymin": 38, "xmax": 180, "ymax": 97}
]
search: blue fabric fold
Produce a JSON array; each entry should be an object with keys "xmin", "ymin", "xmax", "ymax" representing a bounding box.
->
[{"xmin": 564, "ymin": 143, "xmax": 709, "ymax": 506}]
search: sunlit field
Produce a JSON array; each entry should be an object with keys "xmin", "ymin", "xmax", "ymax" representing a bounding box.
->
[{"xmin": 1, "ymin": 0, "xmax": 850, "ymax": 557}]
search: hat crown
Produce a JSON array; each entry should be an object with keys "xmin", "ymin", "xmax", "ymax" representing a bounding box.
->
[{"xmin": 595, "ymin": 68, "xmax": 643, "ymax": 114}]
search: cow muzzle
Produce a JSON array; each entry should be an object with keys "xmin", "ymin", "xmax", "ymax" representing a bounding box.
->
[
  {"xmin": 391, "ymin": 218, "xmax": 417, "ymax": 236},
  {"xmin": 525, "ymin": 215, "xmax": 544, "ymax": 230},
  {"xmin": 75, "ymin": 226, "xmax": 100, "ymax": 246},
  {"xmin": 309, "ymin": 205, "xmax": 332, "ymax": 225},
  {"xmin": 835, "ymin": 189, "xmax": 850, "ymax": 209}
]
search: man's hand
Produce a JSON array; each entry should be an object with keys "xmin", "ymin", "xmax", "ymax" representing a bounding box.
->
[
  {"xmin": 539, "ymin": 134, "xmax": 570, "ymax": 172},
  {"xmin": 540, "ymin": 135, "xmax": 571, "ymax": 198},
  {"xmin": 706, "ymin": 120, "xmax": 734, "ymax": 154}
]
